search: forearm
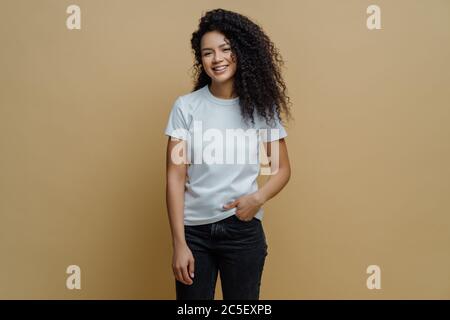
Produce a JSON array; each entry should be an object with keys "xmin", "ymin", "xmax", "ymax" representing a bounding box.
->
[
  {"xmin": 257, "ymin": 166, "xmax": 291, "ymax": 204},
  {"xmin": 166, "ymin": 176, "xmax": 187, "ymax": 248}
]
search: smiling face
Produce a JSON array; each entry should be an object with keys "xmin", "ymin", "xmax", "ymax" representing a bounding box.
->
[{"xmin": 200, "ymin": 31, "xmax": 237, "ymax": 85}]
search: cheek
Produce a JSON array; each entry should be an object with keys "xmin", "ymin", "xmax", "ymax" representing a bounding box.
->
[
  {"xmin": 229, "ymin": 63, "xmax": 237, "ymax": 74},
  {"xmin": 201, "ymin": 56, "xmax": 211, "ymax": 66},
  {"xmin": 202, "ymin": 61, "xmax": 212, "ymax": 74},
  {"xmin": 229, "ymin": 56, "xmax": 237, "ymax": 71}
]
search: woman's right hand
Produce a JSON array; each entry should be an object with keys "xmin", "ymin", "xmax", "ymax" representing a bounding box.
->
[{"xmin": 172, "ymin": 243, "xmax": 195, "ymax": 285}]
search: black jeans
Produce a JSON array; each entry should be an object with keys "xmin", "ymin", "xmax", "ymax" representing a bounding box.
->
[{"xmin": 176, "ymin": 214, "xmax": 268, "ymax": 300}]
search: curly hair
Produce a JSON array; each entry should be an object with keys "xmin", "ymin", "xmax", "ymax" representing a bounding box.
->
[{"xmin": 190, "ymin": 8, "xmax": 293, "ymax": 128}]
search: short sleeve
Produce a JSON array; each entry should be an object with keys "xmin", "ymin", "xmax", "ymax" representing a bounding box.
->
[
  {"xmin": 259, "ymin": 113, "xmax": 288, "ymax": 142},
  {"xmin": 164, "ymin": 96, "xmax": 189, "ymax": 141}
]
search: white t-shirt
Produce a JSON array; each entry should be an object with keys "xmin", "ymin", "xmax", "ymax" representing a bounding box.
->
[{"xmin": 164, "ymin": 84, "xmax": 287, "ymax": 226}]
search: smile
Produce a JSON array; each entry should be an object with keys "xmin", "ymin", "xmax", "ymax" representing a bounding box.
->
[{"xmin": 212, "ymin": 65, "xmax": 228, "ymax": 73}]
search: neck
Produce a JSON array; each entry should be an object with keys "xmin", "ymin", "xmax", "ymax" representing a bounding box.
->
[{"xmin": 209, "ymin": 80, "xmax": 237, "ymax": 99}]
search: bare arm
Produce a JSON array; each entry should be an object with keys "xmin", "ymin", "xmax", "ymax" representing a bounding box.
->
[
  {"xmin": 165, "ymin": 136, "xmax": 194, "ymax": 285},
  {"xmin": 166, "ymin": 137, "xmax": 188, "ymax": 247},
  {"xmin": 257, "ymin": 138, "xmax": 291, "ymax": 203}
]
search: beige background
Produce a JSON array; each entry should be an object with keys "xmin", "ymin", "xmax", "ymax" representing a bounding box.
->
[{"xmin": 1, "ymin": 0, "xmax": 449, "ymax": 299}]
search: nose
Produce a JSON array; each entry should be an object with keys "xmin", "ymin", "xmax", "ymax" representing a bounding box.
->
[{"xmin": 212, "ymin": 51, "xmax": 224, "ymax": 63}]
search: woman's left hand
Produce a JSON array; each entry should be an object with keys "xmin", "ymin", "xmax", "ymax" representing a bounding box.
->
[{"xmin": 222, "ymin": 192, "xmax": 265, "ymax": 221}]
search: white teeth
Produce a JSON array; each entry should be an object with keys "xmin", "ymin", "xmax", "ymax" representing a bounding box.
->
[{"xmin": 213, "ymin": 66, "xmax": 227, "ymax": 71}]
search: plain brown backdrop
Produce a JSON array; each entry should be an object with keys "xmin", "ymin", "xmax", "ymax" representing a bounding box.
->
[{"xmin": 1, "ymin": 0, "xmax": 449, "ymax": 299}]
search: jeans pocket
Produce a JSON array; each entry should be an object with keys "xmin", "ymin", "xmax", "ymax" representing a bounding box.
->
[{"xmin": 232, "ymin": 213, "xmax": 256, "ymax": 223}]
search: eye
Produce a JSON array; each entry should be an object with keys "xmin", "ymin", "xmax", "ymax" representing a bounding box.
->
[
  {"xmin": 203, "ymin": 52, "xmax": 211, "ymax": 56},
  {"xmin": 224, "ymin": 48, "xmax": 231, "ymax": 52}
]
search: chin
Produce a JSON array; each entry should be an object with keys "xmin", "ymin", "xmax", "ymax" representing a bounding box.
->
[
  {"xmin": 212, "ymin": 77, "xmax": 233, "ymax": 83},
  {"xmin": 209, "ymin": 73, "xmax": 234, "ymax": 82}
]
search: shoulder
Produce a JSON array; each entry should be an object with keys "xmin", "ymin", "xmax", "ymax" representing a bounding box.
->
[
  {"xmin": 173, "ymin": 86, "xmax": 206, "ymax": 114},
  {"xmin": 178, "ymin": 85, "xmax": 206, "ymax": 106}
]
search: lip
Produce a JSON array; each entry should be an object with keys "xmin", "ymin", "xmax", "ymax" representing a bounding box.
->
[
  {"xmin": 212, "ymin": 65, "xmax": 228, "ymax": 74},
  {"xmin": 212, "ymin": 65, "xmax": 228, "ymax": 70}
]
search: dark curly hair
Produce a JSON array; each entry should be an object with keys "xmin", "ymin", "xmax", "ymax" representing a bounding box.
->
[{"xmin": 190, "ymin": 8, "xmax": 293, "ymax": 128}]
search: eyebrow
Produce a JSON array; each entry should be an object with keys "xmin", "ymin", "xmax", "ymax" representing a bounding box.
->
[{"xmin": 201, "ymin": 43, "xmax": 230, "ymax": 51}]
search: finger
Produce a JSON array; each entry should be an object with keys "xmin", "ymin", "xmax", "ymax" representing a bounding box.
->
[
  {"xmin": 176, "ymin": 267, "xmax": 189, "ymax": 285},
  {"xmin": 188, "ymin": 259, "xmax": 195, "ymax": 279},
  {"xmin": 226, "ymin": 200, "xmax": 239, "ymax": 209},
  {"xmin": 236, "ymin": 212, "xmax": 251, "ymax": 221},
  {"xmin": 223, "ymin": 200, "xmax": 235, "ymax": 209},
  {"xmin": 174, "ymin": 268, "xmax": 185, "ymax": 284},
  {"xmin": 182, "ymin": 266, "xmax": 193, "ymax": 285}
]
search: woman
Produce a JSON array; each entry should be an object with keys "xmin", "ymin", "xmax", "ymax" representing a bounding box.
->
[{"xmin": 165, "ymin": 8, "xmax": 292, "ymax": 300}]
